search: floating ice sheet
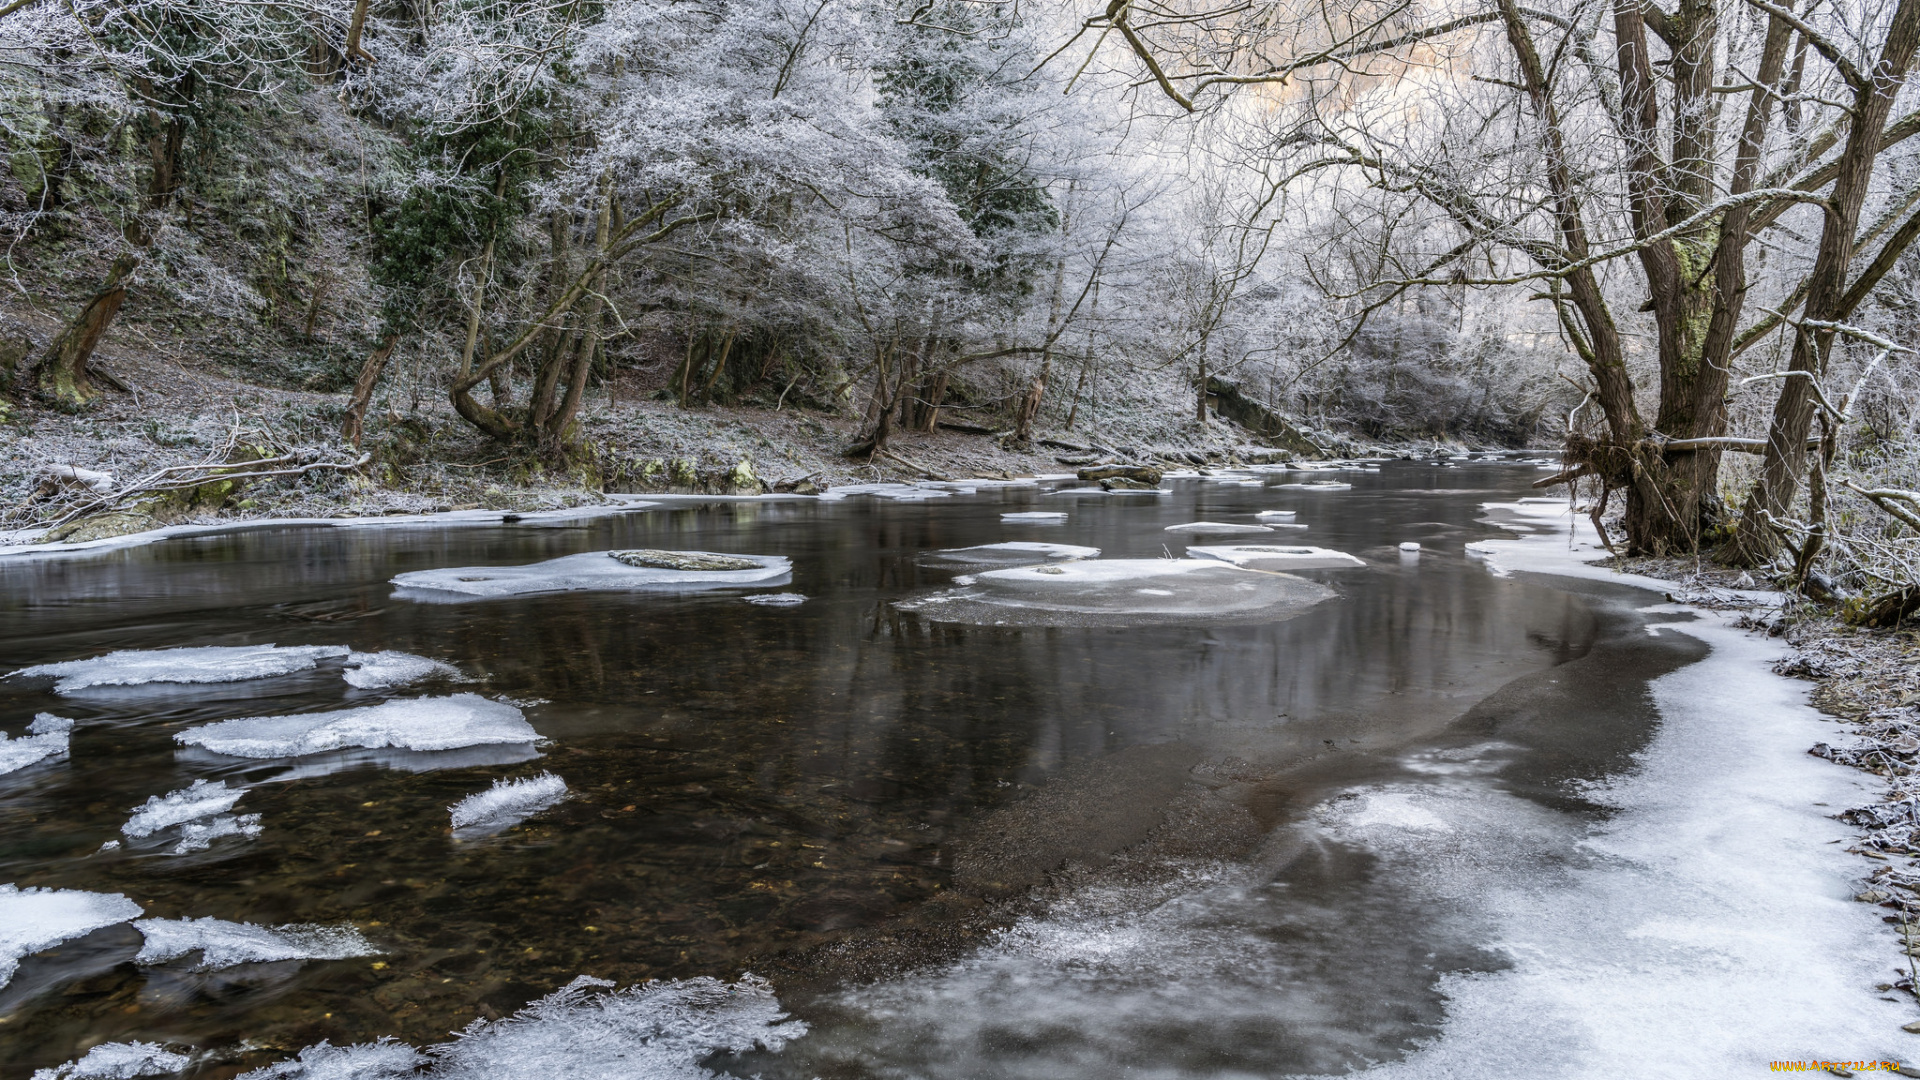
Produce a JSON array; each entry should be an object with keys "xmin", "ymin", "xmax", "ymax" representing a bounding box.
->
[
  {"xmin": 170, "ymin": 814, "xmax": 263, "ymax": 854},
  {"xmin": 176, "ymin": 694, "xmax": 539, "ymax": 759},
  {"xmin": 0, "ymin": 713, "xmax": 73, "ymax": 775},
  {"xmin": 122, "ymin": 779, "xmax": 249, "ymax": 849},
  {"xmin": 134, "ymin": 917, "xmax": 379, "ymax": 971},
  {"xmin": 237, "ymin": 974, "xmax": 806, "ymax": 1080},
  {"xmin": 923, "ymin": 542, "xmax": 1101, "ymax": 568},
  {"xmin": 1276, "ymin": 481, "xmax": 1352, "ymax": 491},
  {"xmin": 30, "ymin": 1041, "xmax": 189, "ymax": 1080},
  {"xmin": 901, "ymin": 558, "xmax": 1334, "ymax": 628},
  {"xmin": 449, "ymin": 773, "xmax": 568, "ymax": 836},
  {"xmin": 1162, "ymin": 521, "xmax": 1272, "ymax": 535},
  {"xmin": 343, "ymin": 651, "xmax": 460, "ymax": 689},
  {"xmin": 1253, "ymin": 510, "xmax": 1296, "ymax": 521},
  {"xmin": 9, "ymin": 645, "xmax": 350, "ymax": 693},
  {"xmin": 0, "ymin": 884, "xmax": 142, "ymax": 989},
  {"xmin": 1001, "ymin": 512, "xmax": 1068, "ymax": 523},
  {"xmin": 743, "ymin": 593, "xmax": 807, "ymax": 606},
  {"xmin": 390, "ymin": 550, "xmax": 789, "ymax": 601},
  {"xmin": 1186, "ymin": 544, "xmax": 1366, "ymax": 570}
]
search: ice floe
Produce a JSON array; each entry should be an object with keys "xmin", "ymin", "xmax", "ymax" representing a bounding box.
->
[
  {"xmin": 342, "ymin": 651, "xmax": 460, "ymax": 689},
  {"xmin": 237, "ymin": 974, "xmax": 806, "ymax": 1080},
  {"xmin": 119, "ymin": 779, "xmax": 265, "ymax": 856},
  {"xmin": 744, "ymin": 593, "xmax": 807, "ymax": 606},
  {"xmin": 1275, "ymin": 481, "xmax": 1352, "ymax": 491},
  {"xmin": 901, "ymin": 558, "xmax": 1334, "ymax": 627},
  {"xmin": 923, "ymin": 542, "xmax": 1101, "ymax": 568},
  {"xmin": 448, "ymin": 772, "xmax": 568, "ymax": 836},
  {"xmin": 390, "ymin": 550, "xmax": 789, "ymax": 601},
  {"xmin": 9, "ymin": 645, "xmax": 350, "ymax": 693},
  {"xmin": 0, "ymin": 884, "xmax": 142, "ymax": 989},
  {"xmin": 1161, "ymin": 521, "xmax": 1273, "ymax": 535},
  {"xmin": 175, "ymin": 694, "xmax": 539, "ymax": 759},
  {"xmin": 1253, "ymin": 510, "xmax": 1296, "ymax": 521},
  {"xmin": 1185, "ymin": 544, "xmax": 1366, "ymax": 570},
  {"xmin": 0, "ymin": 713, "xmax": 73, "ymax": 775},
  {"xmin": 134, "ymin": 917, "xmax": 379, "ymax": 971},
  {"xmin": 30, "ymin": 1042, "xmax": 189, "ymax": 1080},
  {"xmin": 1001, "ymin": 512, "xmax": 1068, "ymax": 523},
  {"xmin": 1398, "ymin": 542, "xmax": 1422, "ymax": 552}
]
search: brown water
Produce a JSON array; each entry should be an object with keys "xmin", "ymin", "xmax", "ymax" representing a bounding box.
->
[{"xmin": 0, "ymin": 462, "xmax": 1707, "ymax": 1077}]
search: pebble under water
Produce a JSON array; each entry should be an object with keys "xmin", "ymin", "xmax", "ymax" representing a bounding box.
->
[{"xmin": 0, "ymin": 461, "xmax": 1874, "ymax": 1077}]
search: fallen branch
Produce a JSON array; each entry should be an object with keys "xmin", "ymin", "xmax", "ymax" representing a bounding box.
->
[
  {"xmin": 1842, "ymin": 481, "xmax": 1920, "ymax": 533},
  {"xmin": 43, "ymin": 451, "xmax": 371, "ymax": 532}
]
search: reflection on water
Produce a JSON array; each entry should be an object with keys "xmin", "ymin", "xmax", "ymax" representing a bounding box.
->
[{"xmin": 0, "ymin": 463, "xmax": 1696, "ymax": 1076}]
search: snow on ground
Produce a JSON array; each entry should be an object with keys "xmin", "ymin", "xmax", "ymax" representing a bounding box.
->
[
  {"xmin": 1162, "ymin": 521, "xmax": 1273, "ymax": 535},
  {"xmin": 0, "ymin": 713, "xmax": 73, "ymax": 775},
  {"xmin": 1185, "ymin": 544, "xmax": 1366, "ymax": 570},
  {"xmin": 448, "ymin": 773, "xmax": 569, "ymax": 836},
  {"xmin": 237, "ymin": 974, "xmax": 806, "ymax": 1080},
  {"xmin": 134, "ymin": 917, "xmax": 379, "ymax": 971},
  {"xmin": 30, "ymin": 1041, "xmax": 190, "ymax": 1080},
  {"xmin": 9, "ymin": 645, "xmax": 349, "ymax": 692},
  {"xmin": 0, "ymin": 884, "xmax": 143, "ymax": 989},
  {"xmin": 390, "ymin": 551, "xmax": 790, "ymax": 601},
  {"xmin": 175, "ymin": 694, "xmax": 539, "ymax": 759},
  {"xmin": 342, "ymin": 651, "xmax": 460, "ymax": 689}
]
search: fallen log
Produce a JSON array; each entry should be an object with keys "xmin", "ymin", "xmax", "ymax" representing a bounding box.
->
[{"xmin": 1077, "ymin": 464, "xmax": 1162, "ymax": 486}]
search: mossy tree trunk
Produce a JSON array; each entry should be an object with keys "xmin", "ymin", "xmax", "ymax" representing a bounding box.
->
[{"xmin": 34, "ymin": 255, "xmax": 137, "ymax": 407}]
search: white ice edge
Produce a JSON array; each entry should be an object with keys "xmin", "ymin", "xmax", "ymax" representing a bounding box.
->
[
  {"xmin": 175, "ymin": 694, "xmax": 539, "ymax": 759},
  {"xmin": 0, "ymin": 884, "xmax": 143, "ymax": 990},
  {"xmin": 449, "ymin": 772, "xmax": 569, "ymax": 835},
  {"xmin": 30, "ymin": 1041, "xmax": 189, "ymax": 1080},
  {"xmin": 1186, "ymin": 544, "xmax": 1365, "ymax": 569},
  {"xmin": 133, "ymin": 916, "xmax": 380, "ymax": 971},
  {"xmin": 391, "ymin": 551, "xmax": 791, "ymax": 601}
]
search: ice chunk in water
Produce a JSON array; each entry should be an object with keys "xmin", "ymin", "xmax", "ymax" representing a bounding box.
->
[
  {"xmin": 1276, "ymin": 480, "xmax": 1351, "ymax": 491},
  {"xmin": 122, "ymin": 779, "xmax": 247, "ymax": 839},
  {"xmin": 1001, "ymin": 512, "xmax": 1068, "ymax": 523},
  {"xmin": 1161, "ymin": 521, "xmax": 1273, "ymax": 535},
  {"xmin": 30, "ymin": 1041, "xmax": 189, "ymax": 1080},
  {"xmin": 743, "ymin": 593, "xmax": 807, "ymax": 606},
  {"xmin": 1399, "ymin": 541, "xmax": 1422, "ymax": 552},
  {"xmin": 0, "ymin": 884, "xmax": 142, "ymax": 989},
  {"xmin": 237, "ymin": 973, "xmax": 806, "ymax": 1080},
  {"xmin": 1254, "ymin": 510, "xmax": 1296, "ymax": 521},
  {"xmin": 924, "ymin": 542, "xmax": 1100, "ymax": 568},
  {"xmin": 0, "ymin": 713, "xmax": 73, "ymax": 775},
  {"xmin": 1186, "ymin": 544, "xmax": 1366, "ymax": 570},
  {"xmin": 449, "ymin": 773, "xmax": 568, "ymax": 836},
  {"xmin": 176, "ymin": 694, "xmax": 538, "ymax": 759},
  {"xmin": 135, "ymin": 917, "xmax": 379, "ymax": 971},
  {"xmin": 391, "ymin": 550, "xmax": 790, "ymax": 601},
  {"xmin": 9, "ymin": 645, "xmax": 350, "ymax": 693},
  {"xmin": 902, "ymin": 558, "xmax": 1334, "ymax": 627},
  {"xmin": 171, "ymin": 814, "xmax": 263, "ymax": 854},
  {"xmin": 342, "ymin": 651, "xmax": 459, "ymax": 689}
]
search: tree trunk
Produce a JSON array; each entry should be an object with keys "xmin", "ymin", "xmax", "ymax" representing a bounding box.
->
[
  {"xmin": 35, "ymin": 255, "xmax": 136, "ymax": 406},
  {"xmin": 538, "ymin": 178, "xmax": 613, "ymax": 458},
  {"xmin": 341, "ymin": 333, "xmax": 399, "ymax": 449},
  {"xmin": 1732, "ymin": 0, "xmax": 1920, "ymax": 565}
]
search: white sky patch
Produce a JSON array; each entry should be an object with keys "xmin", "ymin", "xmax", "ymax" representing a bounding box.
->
[
  {"xmin": 175, "ymin": 694, "xmax": 538, "ymax": 759},
  {"xmin": 0, "ymin": 713, "xmax": 73, "ymax": 775},
  {"xmin": 29, "ymin": 1041, "xmax": 190, "ymax": 1080},
  {"xmin": 134, "ymin": 917, "xmax": 380, "ymax": 971},
  {"xmin": 0, "ymin": 884, "xmax": 142, "ymax": 989},
  {"xmin": 391, "ymin": 551, "xmax": 790, "ymax": 601},
  {"xmin": 342, "ymin": 651, "xmax": 460, "ymax": 689},
  {"xmin": 236, "ymin": 974, "xmax": 806, "ymax": 1080},
  {"xmin": 9, "ymin": 645, "xmax": 349, "ymax": 693},
  {"xmin": 449, "ymin": 773, "xmax": 569, "ymax": 835}
]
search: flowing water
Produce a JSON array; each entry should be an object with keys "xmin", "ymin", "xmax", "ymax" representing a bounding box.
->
[{"xmin": 0, "ymin": 461, "xmax": 1889, "ymax": 1077}]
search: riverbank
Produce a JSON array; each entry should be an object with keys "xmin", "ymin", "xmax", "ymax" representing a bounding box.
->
[{"xmin": 1, "ymin": 332, "xmax": 1499, "ymax": 546}]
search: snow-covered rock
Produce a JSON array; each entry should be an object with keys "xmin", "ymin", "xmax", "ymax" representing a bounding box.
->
[{"xmin": 175, "ymin": 694, "xmax": 538, "ymax": 759}]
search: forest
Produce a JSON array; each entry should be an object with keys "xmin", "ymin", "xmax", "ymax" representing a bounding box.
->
[{"xmin": 1, "ymin": 0, "xmax": 1918, "ymax": 610}]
